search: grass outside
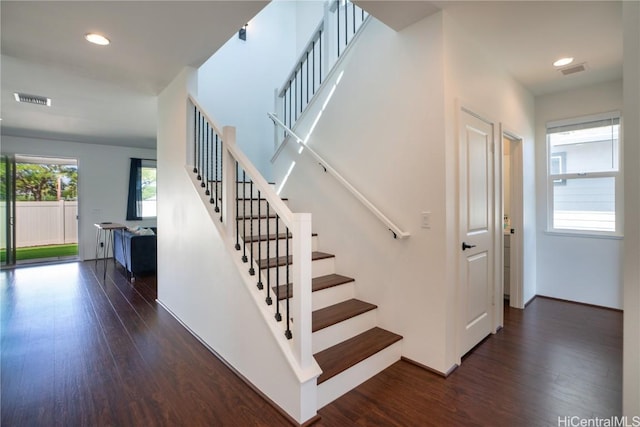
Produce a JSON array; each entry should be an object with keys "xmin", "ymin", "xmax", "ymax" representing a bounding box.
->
[{"xmin": 1, "ymin": 243, "xmax": 78, "ymax": 262}]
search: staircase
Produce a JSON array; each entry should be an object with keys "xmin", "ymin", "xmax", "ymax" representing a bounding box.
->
[
  {"xmin": 186, "ymin": 0, "xmax": 403, "ymax": 416},
  {"xmin": 237, "ymin": 186, "xmax": 403, "ymax": 408}
]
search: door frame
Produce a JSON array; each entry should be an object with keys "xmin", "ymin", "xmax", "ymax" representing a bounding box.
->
[
  {"xmin": 457, "ymin": 104, "xmax": 501, "ymax": 359},
  {"xmin": 501, "ymin": 128, "xmax": 525, "ymax": 310},
  {"xmin": 3, "ymin": 154, "xmax": 80, "ymax": 266},
  {"xmin": 1, "ymin": 154, "xmax": 17, "ymax": 268}
]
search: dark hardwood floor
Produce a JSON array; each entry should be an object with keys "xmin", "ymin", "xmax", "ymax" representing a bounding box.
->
[{"xmin": 1, "ymin": 261, "xmax": 621, "ymax": 426}]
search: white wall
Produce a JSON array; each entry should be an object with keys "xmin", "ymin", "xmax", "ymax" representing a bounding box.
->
[
  {"xmin": 1, "ymin": 136, "xmax": 156, "ymax": 260},
  {"xmin": 197, "ymin": 1, "xmax": 299, "ymax": 180},
  {"xmin": 157, "ymin": 68, "xmax": 315, "ymax": 424},
  {"xmin": 534, "ymin": 80, "xmax": 623, "ymax": 309},
  {"xmin": 623, "ymin": 0, "xmax": 640, "ymax": 417},
  {"xmin": 271, "ymin": 10, "xmax": 536, "ymax": 373},
  {"xmin": 274, "ymin": 14, "xmax": 450, "ymax": 372}
]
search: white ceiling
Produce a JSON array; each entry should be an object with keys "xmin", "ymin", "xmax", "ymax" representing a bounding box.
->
[
  {"xmin": 0, "ymin": 1, "xmax": 623, "ymax": 150},
  {"xmin": 435, "ymin": 0, "xmax": 623, "ymax": 96},
  {"xmin": 0, "ymin": 0, "xmax": 268, "ymax": 148}
]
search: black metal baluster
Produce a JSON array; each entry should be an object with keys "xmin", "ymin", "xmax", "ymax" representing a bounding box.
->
[
  {"xmin": 306, "ymin": 51, "xmax": 309, "ymax": 106},
  {"xmin": 196, "ymin": 111, "xmax": 201, "ymax": 180},
  {"xmin": 218, "ymin": 134, "xmax": 223, "ymax": 222},
  {"xmin": 265, "ymin": 200, "xmax": 272, "ymax": 306},
  {"xmin": 319, "ymin": 29, "xmax": 323, "ymax": 84},
  {"xmin": 202, "ymin": 122, "xmax": 208, "ymax": 189},
  {"xmin": 312, "ymin": 39, "xmax": 316, "ymax": 95},
  {"xmin": 193, "ymin": 106, "xmax": 197, "ymax": 173},
  {"xmin": 288, "ymin": 83, "xmax": 292, "ymax": 128},
  {"xmin": 294, "ymin": 73, "xmax": 298, "ymax": 122},
  {"xmin": 257, "ymin": 190, "xmax": 263, "ymax": 290},
  {"xmin": 212, "ymin": 132, "xmax": 217, "ymax": 206},
  {"xmin": 235, "ymin": 162, "xmax": 241, "ymax": 251},
  {"xmin": 274, "ymin": 214, "xmax": 281, "ymax": 321},
  {"xmin": 285, "ymin": 226, "xmax": 292, "ymax": 339},
  {"xmin": 205, "ymin": 126, "xmax": 211, "ymax": 194},
  {"xmin": 283, "ymin": 91, "xmax": 288, "ymax": 135},
  {"xmin": 299, "ymin": 64, "xmax": 303, "ymax": 115},
  {"xmin": 352, "ymin": 2, "xmax": 356, "ymax": 36},
  {"xmin": 337, "ymin": 0, "xmax": 340, "ymax": 57},
  {"xmin": 344, "ymin": 0, "xmax": 348, "ymax": 48},
  {"xmin": 200, "ymin": 114, "xmax": 207, "ymax": 181},
  {"xmin": 241, "ymin": 170, "xmax": 248, "ymax": 263},
  {"xmin": 248, "ymin": 181, "xmax": 255, "ymax": 276},
  {"xmin": 198, "ymin": 115, "xmax": 202, "ymax": 180}
]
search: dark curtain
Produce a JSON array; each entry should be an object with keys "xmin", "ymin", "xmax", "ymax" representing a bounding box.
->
[{"xmin": 126, "ymin": 158, "xmax": 142, "ymax": 220}]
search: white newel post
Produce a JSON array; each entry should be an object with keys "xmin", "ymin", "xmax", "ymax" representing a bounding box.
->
[
  {"xmin": 292, "ymin": 212, "xmax": 313, "ymax": 369},
  {"xmin": 222, "ymin": 126, "xmax": 237, "ymax": 239}
]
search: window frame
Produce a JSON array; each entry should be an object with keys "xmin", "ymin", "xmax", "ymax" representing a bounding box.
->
[
  {"xmin": 546, "ymin": 111, "xmax": 623, "ymax": 238},
  {"xmin": 126, "ymin": 158, "xmax": 157, "ymax": 220},
  {"xmin": 139, "ymin": 160, "xmax": 157, "ymax": 219}
]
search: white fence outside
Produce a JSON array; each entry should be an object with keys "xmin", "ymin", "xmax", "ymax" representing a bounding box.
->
[{"xmin": 0, "ymin": 201, "xmax": 78, "ymax": 248}]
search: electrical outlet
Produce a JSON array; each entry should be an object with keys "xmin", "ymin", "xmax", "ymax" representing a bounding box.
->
[
  {"xmin": 100, "ymin": 242, "xmax": 104, "ymax": 248},
  {"xmin": 421, "ymin": 211, "xmax": 431, "ymax": 229}
]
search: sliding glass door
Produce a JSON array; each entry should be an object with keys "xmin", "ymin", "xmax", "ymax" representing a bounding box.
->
[
  {"xmin": 1, "ymin": 154, "xmax": 79, "ymax": 267},
  {"xmin": 1, "ymin": 155, "xmax": 17, "ymax": 268}
]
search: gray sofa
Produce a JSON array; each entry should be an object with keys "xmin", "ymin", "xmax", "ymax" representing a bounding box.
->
[{"xmin": 113, "ymin": 227, "xmax": 157, "ymax": 277}]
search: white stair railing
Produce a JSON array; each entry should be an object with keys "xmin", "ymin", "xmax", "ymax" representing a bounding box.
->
[{"xmin": 188, "ymin": 93, "xmax": 316, "ymax": 372}]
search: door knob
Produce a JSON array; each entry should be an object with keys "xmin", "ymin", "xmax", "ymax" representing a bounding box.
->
[{"xmin": 462, "ymin": 242, "xmax": 476, "ymax": 251}]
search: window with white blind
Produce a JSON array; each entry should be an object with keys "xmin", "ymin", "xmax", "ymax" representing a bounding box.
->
[{"xmin": 546, "ymin": 112, "xmax": 622, "ymax": 236}]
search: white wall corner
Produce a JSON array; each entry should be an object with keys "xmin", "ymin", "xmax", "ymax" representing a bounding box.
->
[{"xmin": 623, "ymin": 0, "xmax": 640, "ymax": 417}]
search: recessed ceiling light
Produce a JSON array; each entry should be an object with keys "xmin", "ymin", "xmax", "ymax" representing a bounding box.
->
[
  {"xmin": 553, "ymin": 57, "xmax": 574, "ymax": 67},
  {"xmin": 85, "ymin": 33, "xmax": 110, "ymax": 46}
]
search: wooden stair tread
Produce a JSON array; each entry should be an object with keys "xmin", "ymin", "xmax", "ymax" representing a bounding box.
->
[
  {"xmin": 246, "ymin": 232, "xmax": 318, "ymax": 243},
  {"xmin": 273, "ymin": 274, "xmax": 355, "ymax": 300},
  {"xmin": 312, "ymin": 299, "xmax": 377, "ymax": 332},
  {"xmin": 314, "ymin": 327, "xmax": 403, "ymax": 384},
  {"xmin": 257, "ymin": 251, "xmax": 334, "ymax": 269}
]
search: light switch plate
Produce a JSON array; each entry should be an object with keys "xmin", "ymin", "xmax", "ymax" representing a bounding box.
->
[{"xmin": 421, "ymin": 211, "xmax": 431, "ymax": 229}]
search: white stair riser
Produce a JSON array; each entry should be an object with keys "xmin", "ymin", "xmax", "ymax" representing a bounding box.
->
[
  {"xmin": 257, "ymin": 257, "xmax": 335, "ymax": 286},
  {"xmin": 248, "ymin": 235, "xmax": 318, "ymax": 256},
  {"xmin": 312, "ymin": 282, "xmax": 356, "ymax": 311},
  {"xmin": 317, "ymin": 341, "xmax": 402, "ymax": 409},
  {"xmin": 272, "ymin": 279, "xmax": 355, "ymax": 313},
  {"xmin": 312, "ymin": 257, "xmax": 335, "ymax": 278},
  {"xmin": 313, "ymin": 310, "xmax": 377, "ymax": 353}
]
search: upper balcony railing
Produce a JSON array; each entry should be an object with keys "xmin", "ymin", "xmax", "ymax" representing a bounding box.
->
[{"xmin": 276, "ymin": 0, "xmax": 369, "ymax": 135}]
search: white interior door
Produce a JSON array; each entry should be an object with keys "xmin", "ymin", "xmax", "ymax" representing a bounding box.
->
[{"xmin": 459, "ymin": 108, "xmax": 495, "ymax": 356}]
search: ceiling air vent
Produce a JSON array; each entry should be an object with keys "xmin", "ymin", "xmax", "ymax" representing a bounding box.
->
[
  {"xmin": 559, "ymin": 63, "xmax": 587, "ymax": 76},
  {"xmin": 13, "ymin": 92, "xmax": 51, "ymax": 107}
]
